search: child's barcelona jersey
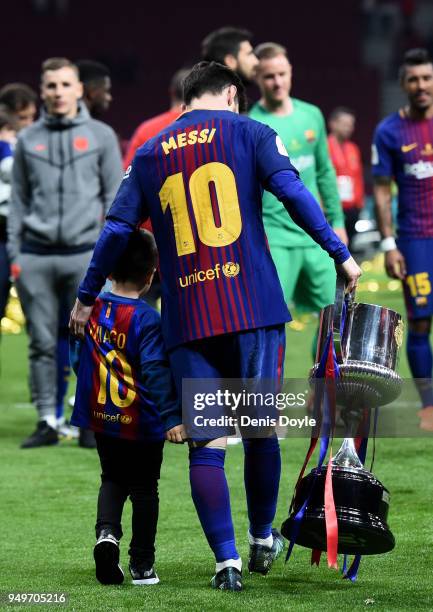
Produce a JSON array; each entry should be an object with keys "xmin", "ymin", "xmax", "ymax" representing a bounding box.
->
[
  {"xmin": 71, "ymin": 293, "xmax": 176, "ymax": 441},
  {"xmin": 107, "ymin": 110, "xmax": 294, "ymax": 349},
  {"xmin": 372, "ymin": 110, "xmax": 433, "ymax": 238}
]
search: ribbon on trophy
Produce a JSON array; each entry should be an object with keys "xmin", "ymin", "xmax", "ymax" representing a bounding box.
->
[
  {"xmin": 283, "ymin": 273, "xmax": 401, "ymax": 582},
  {"xmin": 285, "ymin": 319, "xmax": 341, "ymax": 569}
]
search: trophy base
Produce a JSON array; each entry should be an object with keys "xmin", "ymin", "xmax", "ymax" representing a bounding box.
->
[{"xmin": 281, "ymin": 465, "xmax": 395, "ymax": 556}]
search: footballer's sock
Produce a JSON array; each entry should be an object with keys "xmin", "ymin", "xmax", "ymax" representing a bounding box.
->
[
  {"xmin": 56, "ymin": 329, "xmax": 70, "ymax": 420},
  {"xmin": 215, "ymin": 557, "xmax": 242, "ymax": 573},
  {"xmin": 247, "ymin": 531, "xmax": 273, "ymax": 548},
  {"xmin": 189, "ymin": 447, "xmax": 239, "ymax": 564},
  {"xmin": 407, "ymin": 331, "xmax": 433, "ymax": 407},
  {"xmin": 243, "ymin": 436, "xmax": 281, "ymax": 542}
]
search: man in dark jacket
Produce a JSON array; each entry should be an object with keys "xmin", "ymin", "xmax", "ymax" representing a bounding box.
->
[{"xmin": 8, "ymin": 57, "xmax": 123, "ymax": 448}]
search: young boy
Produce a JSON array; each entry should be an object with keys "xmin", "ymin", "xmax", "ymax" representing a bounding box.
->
[{"xmin": 70, "ymin": 229, "xmax": 182, "ymax": 586}]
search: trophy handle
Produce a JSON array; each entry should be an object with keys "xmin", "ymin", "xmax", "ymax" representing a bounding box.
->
[{"xmin": 333, "ymin": 274, "xmax": 356, "ymax": 363}]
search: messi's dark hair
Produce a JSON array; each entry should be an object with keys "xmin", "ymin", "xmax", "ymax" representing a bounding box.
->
[
  {"xmin": 183, "ymin": 61, "xmax": 247, "ymax": 113},
  {"xmin": 201, "ymin": 27, "xmax": 253, "ymax": 64},
  {"xmin": 399, "ymin": 48, "xmax": 432, "ymax": 81},
  {"xmin": 111, "ymin": 229, "xmax": 158, "ymax": 284}
]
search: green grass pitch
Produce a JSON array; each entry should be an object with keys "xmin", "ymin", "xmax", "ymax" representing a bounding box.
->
[{"xmin": 1, "ymin": 264, "xmax": 433, "ymax": 611}]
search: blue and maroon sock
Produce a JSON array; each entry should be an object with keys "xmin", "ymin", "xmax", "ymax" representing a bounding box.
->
[
  {"xmin": 189, "ymin": 447, "xmax": 239, "ymax": 565},
  {"xmin": 243, "ymin": 436, "xmax": 281, "ymax": 543}
]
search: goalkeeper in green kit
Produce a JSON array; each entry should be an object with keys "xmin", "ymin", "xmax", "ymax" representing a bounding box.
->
[{"xmin": 249, "ymin": 42, "xmax": 348, "ymax": 313}]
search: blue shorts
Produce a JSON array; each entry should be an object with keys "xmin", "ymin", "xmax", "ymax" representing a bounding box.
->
[
  {"xmin": 169, "ymin": 324, "xmax": 286, "ymax": 383},
  {"xmin": 398, "ymin": 238, "xmax": 433, "ymax": 319},
  {"xmin": 169, "ymin": 325, "xmax": 286, "ymax": 439}
]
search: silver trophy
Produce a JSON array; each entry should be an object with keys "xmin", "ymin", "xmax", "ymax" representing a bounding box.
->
[
  {"xmin": 282, "ymin": 276, "xmax": 403, "ymax": 555},
  {"xmin": 312, "ymin": 275, "xmax": 403, "ymax": 410}
]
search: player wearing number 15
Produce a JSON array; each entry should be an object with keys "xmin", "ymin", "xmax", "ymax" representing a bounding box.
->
[
  {"xmin": 373, "ymin": 48, "xmax": 433, "ymax": 430},
  {"xmin": 71, "ymin": 62, "xmax": 360, "ymax": 591}
]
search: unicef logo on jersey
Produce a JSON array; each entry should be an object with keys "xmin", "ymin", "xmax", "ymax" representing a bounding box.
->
[
  {"xmin": 222, "ymin": 262, "xmax": 240, "ymax": 278},
  {"xmin": 178, "ymin": 262, "xmax": 240, "ymax": 288}
]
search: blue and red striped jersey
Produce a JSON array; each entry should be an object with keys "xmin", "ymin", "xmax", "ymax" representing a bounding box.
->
[
  {"xmin": 71, "ymin": 293, "xmax": 171, "ymax": 441},
  {"xmin": 372, "ymin": 110, "xmax": 433, "ymax": 238},
  {"xmin": 108, "ymin": 110, "xmax": 294, "ymax": 349}
]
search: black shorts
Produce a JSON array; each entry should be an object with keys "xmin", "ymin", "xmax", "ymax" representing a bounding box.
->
[{"xmin": 95, "ymin": 433, "xmax": 164, "ymax": 489}]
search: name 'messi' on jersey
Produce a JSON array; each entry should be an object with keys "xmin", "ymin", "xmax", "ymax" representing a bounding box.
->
[{"xmin": 161, "ymin": 128, "xmax": 217, "ymax": 155}]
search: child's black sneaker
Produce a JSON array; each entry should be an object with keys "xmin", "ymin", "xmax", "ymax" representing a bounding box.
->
[
  {"xmin": 93, "ymin": 531, "xmax": 124, "ymax": 585},
  {"xmin": 129, "ymin": 562, "xmax": 159, "ymax": 585},
  {"xmin": 210, "ymin": 566, "xmax": 243, "ymax": 591}
]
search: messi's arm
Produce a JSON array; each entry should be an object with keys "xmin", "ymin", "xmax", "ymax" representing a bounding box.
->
[
  {"xmin": 267, "ymin": 169, "xmax": 361, "ymax": 289},
  {"xmin": 254, "ymin": 121, "xmax": 359, "ymax": 285},
  {"xmin": 266, "ymin": 169, "xmax": 350, "ymax": 263},
  {"xmin": 255, "ymin": 122, "xmax": 348, "ymax": 261},
  {"xmin": 70, "ymin": 160, "xmax": 148, "ymax": 337}
]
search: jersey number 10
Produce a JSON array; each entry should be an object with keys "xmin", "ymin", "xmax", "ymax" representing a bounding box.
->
[
  {"xmin": 159, "ymin": 162, "xmax": 242, "ymax": 256},
  {"xmin": 98, "ymin": 349, "xmax": 137, "ymax": 408}
]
